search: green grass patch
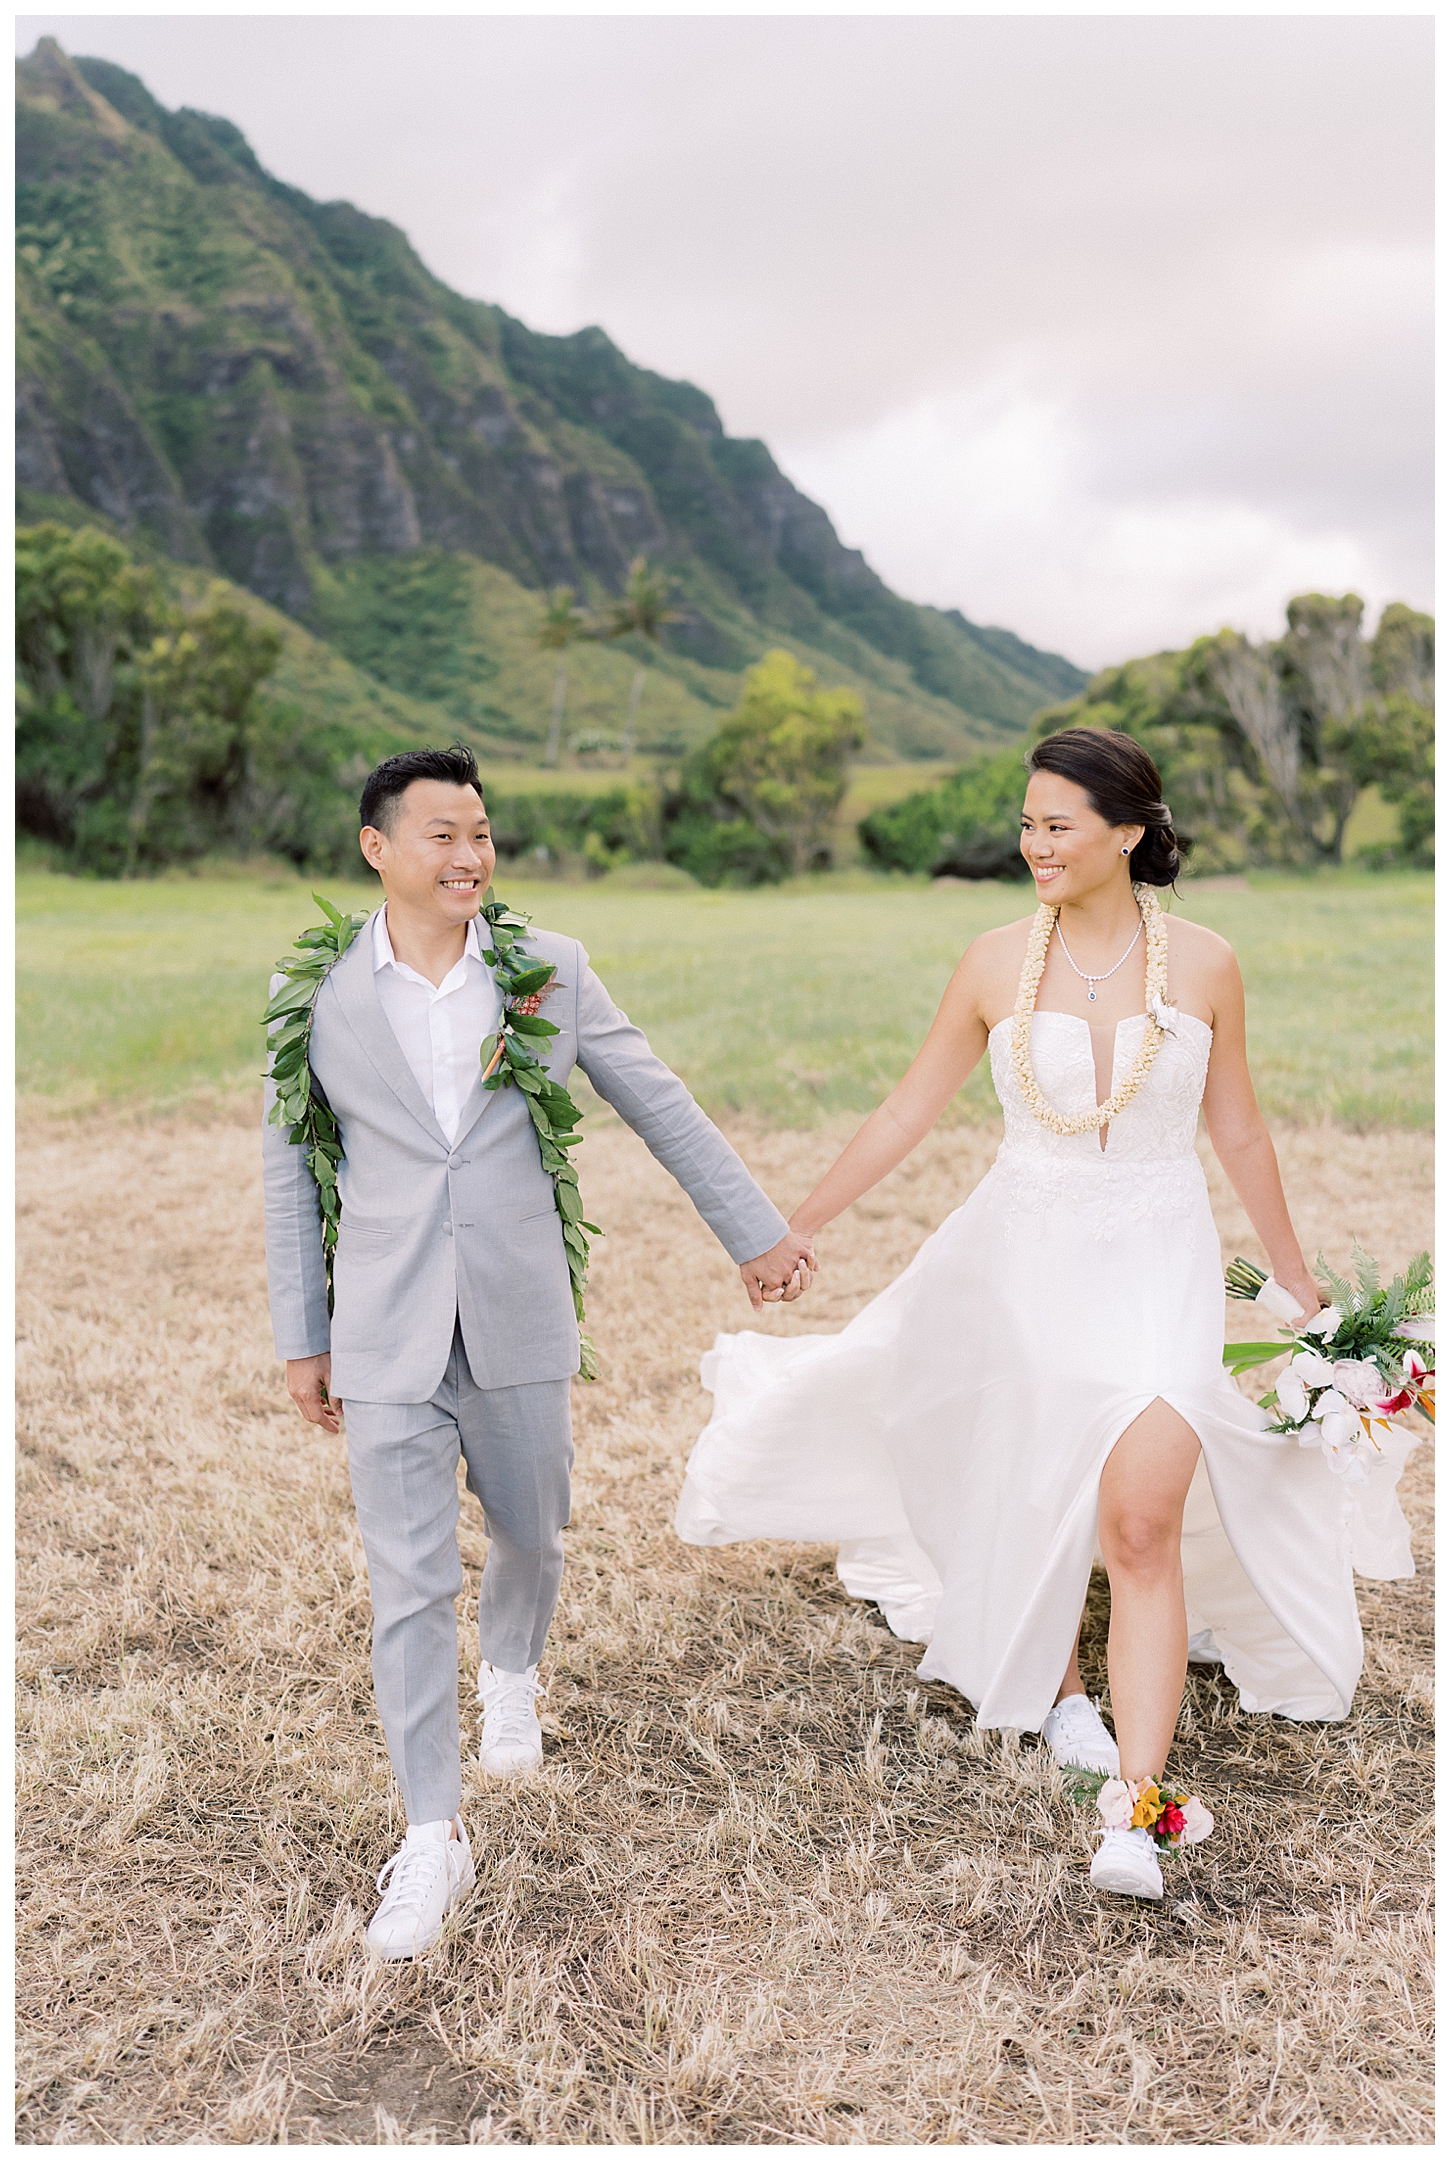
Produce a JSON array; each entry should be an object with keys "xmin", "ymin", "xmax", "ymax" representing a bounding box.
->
[{"xmin": 17, "ymin": 868, "xmax": 1431, "ymax": 1127}]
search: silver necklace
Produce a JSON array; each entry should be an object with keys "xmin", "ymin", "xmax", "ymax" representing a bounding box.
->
[{"xmin": 1054, "ymin": 915, "xmax": 1142, "ymax": 1003}]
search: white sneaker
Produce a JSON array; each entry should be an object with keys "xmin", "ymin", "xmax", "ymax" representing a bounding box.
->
[
  {"xmin": 478, "ymin": 1662, "xmax": 544, "ymax": 1777},
  {"xmin": 365, "ymin": 1817, "xmax": 475, "ymax": 1960},
  {"xmin": 1042, "ymin": 1693, "xmax": 1120, "ymax": 1776},
  {"xmin": 1090, "ymin": 1825, "xmax": 1164, "ymax": 1901}
]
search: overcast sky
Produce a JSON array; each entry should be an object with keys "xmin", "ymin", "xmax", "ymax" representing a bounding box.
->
[{"xmin": 18, "ymin": 12, "xmax": 1433, "ymax": 670}]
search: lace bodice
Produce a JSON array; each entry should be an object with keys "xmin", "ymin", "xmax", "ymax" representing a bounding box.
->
[{"xmin": 989, "ymin": 1011, "xmax": 1211, "ymax": 1163}]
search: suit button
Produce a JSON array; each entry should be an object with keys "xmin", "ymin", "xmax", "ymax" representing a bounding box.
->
[
  {"xmin": 443, "ymin": 1222, "xmax": 453, "ymax": 1237},
  {"xmin": 447, "ymin": 1155, "xmax": 460, "ymax": 1169}
]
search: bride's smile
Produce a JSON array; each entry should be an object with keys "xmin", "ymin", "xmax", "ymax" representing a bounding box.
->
[{"xmin": 1019, "ymin": 771, "xmax": 1146, "ymax": 911}]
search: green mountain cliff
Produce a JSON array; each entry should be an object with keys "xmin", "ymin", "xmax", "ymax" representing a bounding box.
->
[{"xmin": 16, "ymin": 37, "xmax": 1085, "ymax": 764}]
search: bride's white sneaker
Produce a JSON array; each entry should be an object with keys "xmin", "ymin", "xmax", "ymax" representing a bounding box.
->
[
  {"xmin": 1090, "ymin": 1825, "xmax": 1164, "ymax": 1901},
  {"xmin": 1042, "ymin": 1693, "xmax": 1120, "ymax": 1776},
  {"xmin": 365, "ymin": 1817, "xmax": 475, "ymax": 1960},
  {"xmin": 478, "ymin": 1662, "xmax": 544, "ymax": 1776}
]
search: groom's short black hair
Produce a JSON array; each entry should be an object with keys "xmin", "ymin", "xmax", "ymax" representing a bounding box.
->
[{"xmin": 359, "ymin": 745, "xmax": 484, "ymax": 834}]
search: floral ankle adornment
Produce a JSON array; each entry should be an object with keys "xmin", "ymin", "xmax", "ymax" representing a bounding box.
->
[{"xmin": 1097, "ymin": 1777, "xmax": 1213, "ymax": 1847}]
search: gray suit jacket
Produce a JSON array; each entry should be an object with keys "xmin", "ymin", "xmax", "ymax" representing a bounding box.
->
[{"xmin": 263, "ymin": 908, "xmax": 788, "ymax": 1402}]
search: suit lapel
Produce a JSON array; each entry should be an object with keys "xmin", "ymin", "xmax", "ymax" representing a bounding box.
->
[
  {"xmin": 447, "ymin": 919, "xmax": 500, "ymax": 1151},
  {"xmin": 325, "ymin": 910, "xmax": 450, "ymax": 1151},
  {"xmin": 448, "ymin": 924, "xmax": 577, "ymax": 1153},
  {"xmin": 449, "ymin": 1073, "xmax": 491, "ymax": 1152}
]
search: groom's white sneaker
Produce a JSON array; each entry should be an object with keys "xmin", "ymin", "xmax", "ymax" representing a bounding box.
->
[
  {"xmin": 478, "ymin": 1662, "xmax": 545, "ymax": 1777},
  {"xmin": 1090, "ymin": 1825, "xmax": 1164, "ymax": 1901},
  {"xmin": 1042, "ymin": 1693, "xmax": 1120, "ymax": 1776},
  {"xmin": 365, "ymin": 1817, "xmax": 475, "ymax": 1960}
]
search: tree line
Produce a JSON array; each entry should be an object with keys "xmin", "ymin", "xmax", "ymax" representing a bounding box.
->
[
  {"xmin": 18, "ymin": 523, "xmax": 287, "ymax": 873},
  {"xmin": 862, "ymin": 594, "xmax": 1433, "ymax": 880},
  {"xmin": 15, "ymin": 522, "xmax": 414, "ymax": 874},
  {"xmin": 16, "ymin": 523, "xmax": 865, "ymax": 884},
  {"xmin": 17, "ymin": 527, "xmax": 1430, "ymax": 887},
  {"xmin": 407, "ymin": 651, "xmax": 866, "ymax": 888}
]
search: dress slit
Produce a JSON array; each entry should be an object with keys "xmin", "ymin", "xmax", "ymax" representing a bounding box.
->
[{"xmin": 931, "ymin": 1387, "xmax": 1195, "ymax": 1729}]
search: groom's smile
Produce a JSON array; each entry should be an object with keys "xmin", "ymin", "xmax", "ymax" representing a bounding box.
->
[{"xmin": 359, "ymin": 777, "xmax": 498, "ymax": 975}]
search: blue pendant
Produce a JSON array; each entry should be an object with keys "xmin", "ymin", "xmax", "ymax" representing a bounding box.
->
[{"xmin": 1088, "ymin": 988, "xmax": 1097, "ymax": 1001}]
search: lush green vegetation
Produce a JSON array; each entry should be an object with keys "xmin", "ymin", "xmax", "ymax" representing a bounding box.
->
[
  {"xmin": 1042, "ymin": 593, "xmax": 1432, "ymax": 871},
  {"xmin": 861, "ymin": 595, "xmax": 1434, "ymax": 882},
  {"xmin": 14, "ymin": 534, "xmax": 876, "ymax": 887},
  {"xmin": 455, "ymin": 650, "xmax": 874, "ymax": 886},
  {"xmin": 18, "ymin": 37, "xmax": 1083, "ymax": 768},
  {"xmin": 664, "ymin": 651, "xmax": 866, "ymax": 884},
  {"xmin": 474, "ymin": 758, "xmax": 959, "ymax": 875},
  {"xmin": 19, "ymin": 522, "xmax": 306, "ymax": 873},
  {"xmin": 15, "ymin": 47, "xmax": 1432, "ymax": 911},
  {"xmin": 860, "ymin": 747, "xmax": 1034, "ymax": 881},
  {"xmin": 18, "ymin": 867, "xmax": 1431, "ymax": 1129},
  {"xmin": 23, "ymin": 521, "xmax": 1430, "ymax": 905}
]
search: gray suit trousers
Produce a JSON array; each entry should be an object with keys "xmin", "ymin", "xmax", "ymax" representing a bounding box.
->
[{"xmin": 342, "ymin": 1322, "xmax": 573, "ymax": 1823}]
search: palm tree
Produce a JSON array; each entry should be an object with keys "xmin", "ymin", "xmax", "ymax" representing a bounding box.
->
[
  {"xmin": 604, "ymin": 557, "xmax": 681, "ymax": 761},
  {"xmin": 535, "ymin": 587, "xmax": 589, "ymax": 766}
]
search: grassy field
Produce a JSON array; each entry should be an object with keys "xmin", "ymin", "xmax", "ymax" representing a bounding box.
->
[
  {"xmin": 16, "ymin": 1108, "xmax": 1433, "ymax": 2142},
  {"xmin": 17, "ymin": 866, "xmax": 1433, "ymax": 1126},
  {"xmin": 14, "ymin": 859, "xmax": 1435, "ymax": 2139}
]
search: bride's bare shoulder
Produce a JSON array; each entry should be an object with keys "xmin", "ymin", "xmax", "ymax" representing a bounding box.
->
[
  {"xmin": 1164, "ymin": 911, "xmax": 1238, "ymax": 971},
  {"xmin": 960, "ymin": 913, "xmax": 1035, "ymax": 967},
  {"xmin": 1164, "ymin": 911, "xmax": 1242, "ymax": 1009},
  {"xmin": 951, "ymin": 913, "xmax": 1035, "ymax": 1006}
]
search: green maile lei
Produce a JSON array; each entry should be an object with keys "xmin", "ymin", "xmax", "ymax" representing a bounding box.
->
[
  {"xmin": 263, "ymin": 889, "xmax": 601, "ymax": 1379},
  {"xmin": 477, "ymin": 891, "xmax": 602, "ymax": 1380},
  {"xmin": 263, "ymin": 894, "xmax": 370, "ymax": 1310}
]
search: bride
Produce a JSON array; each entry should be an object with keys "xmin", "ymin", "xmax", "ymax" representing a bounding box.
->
[{"xmin": 677, "ymin": 727, "xmax": 1415, "ymax": 1902}]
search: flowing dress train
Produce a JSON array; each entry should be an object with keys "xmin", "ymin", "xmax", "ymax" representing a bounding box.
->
[{"xmin": 676, "ymin": 1011, "xmax": 1417, "ymax": 1733}]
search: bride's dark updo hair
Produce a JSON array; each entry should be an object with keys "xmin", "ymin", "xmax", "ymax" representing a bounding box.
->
[{"xmin": 1026, "ymin": 727, "xmax": 1190, "ymax": 888}]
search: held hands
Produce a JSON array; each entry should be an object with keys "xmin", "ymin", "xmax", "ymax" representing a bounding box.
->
[
  {"xmin": 739, "ymin": 1229, "xmax": 817, "ymax": 1312},
  {"xmin": 286, "ymin": 1352, "xmax": 341, "ymax": 1434}
]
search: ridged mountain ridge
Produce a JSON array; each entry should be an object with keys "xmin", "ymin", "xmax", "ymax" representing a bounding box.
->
[{"xmin": 16, "ymin": 37, "xmax": 1087, "ymax": 756}]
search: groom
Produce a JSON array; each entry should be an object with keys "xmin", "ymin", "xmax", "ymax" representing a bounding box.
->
[{"xmin": 264, "ymin": 744, "xmax": 814, "ymax": 1959}]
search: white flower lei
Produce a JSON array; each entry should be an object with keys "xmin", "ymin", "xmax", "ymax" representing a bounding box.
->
[{"xmin": 1011, "ymin": 883, "xmax": 1170, "ymax": 1136}]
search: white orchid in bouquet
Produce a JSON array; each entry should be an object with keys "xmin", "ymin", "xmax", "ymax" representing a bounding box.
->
[{"xmin": 1224, "ymin": 1246, "xmax": 1434, "ymax": 1486}]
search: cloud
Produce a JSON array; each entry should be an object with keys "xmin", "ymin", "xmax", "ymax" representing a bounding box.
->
[
  {"xmin": 778, "ymin": 385, "xmax": 1380, "ymax": 665},
  {"xmin": 17, "ymin": 11, "xmax": 1432, "ymax": 665}
]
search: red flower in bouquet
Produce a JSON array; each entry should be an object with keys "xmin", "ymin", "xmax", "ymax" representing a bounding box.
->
[{"xmin": 1156, "ymin": 1800, "xmax": 1186, "ymax": 1841}]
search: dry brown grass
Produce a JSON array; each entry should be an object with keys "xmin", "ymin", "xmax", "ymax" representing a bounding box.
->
[{"xmin": 16, "ymin": 1103, "xmax": 1433, "ymax": 2144}]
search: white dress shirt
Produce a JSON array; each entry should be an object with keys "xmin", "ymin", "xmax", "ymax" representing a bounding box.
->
[{"xmin": 372, "ymin": 909, "xmax": 503, "ymax": 1146}]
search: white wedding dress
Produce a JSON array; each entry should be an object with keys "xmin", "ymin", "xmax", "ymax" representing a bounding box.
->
[{"xmin": 676, "ymin": 1009, "xmax": 1418, "ymax": 1733}]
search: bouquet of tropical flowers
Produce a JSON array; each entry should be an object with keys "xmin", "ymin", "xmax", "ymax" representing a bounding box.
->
[{"xmin": 1224, "ymin": 1246, "xmax": 1434, "ymax": 1486}]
